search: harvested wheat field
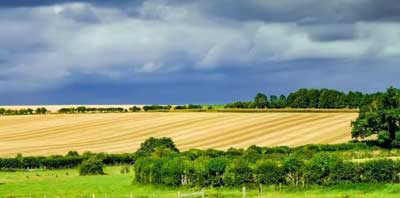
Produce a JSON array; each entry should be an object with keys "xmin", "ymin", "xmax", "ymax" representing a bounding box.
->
[{"xmin": 0, "ymin": 112, "xmax": 358, "ymax": 157}]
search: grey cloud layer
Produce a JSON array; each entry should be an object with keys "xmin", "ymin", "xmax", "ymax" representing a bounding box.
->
[{"xmin": 0, "ymin": 0, "xmax": 399, "ymax": 91}]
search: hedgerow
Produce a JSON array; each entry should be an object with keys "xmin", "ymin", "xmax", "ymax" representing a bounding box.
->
[{"xmin": 133, "ymin": 138, "xmax": 400, "ymax": 187}]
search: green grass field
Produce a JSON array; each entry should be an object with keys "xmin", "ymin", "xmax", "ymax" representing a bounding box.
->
[{"xmin": 1, "ymin": 166, "xmax": 400, "ymax": 198}]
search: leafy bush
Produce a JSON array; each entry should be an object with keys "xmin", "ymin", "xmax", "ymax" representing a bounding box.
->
[
  {"xmin": 79, "ymin": 157, "xmax": 104, "ymax": 176},
  {"xmin": 329, "ymin": 161, "xmax": 361, "ymax": 184},
  {"xmin": 283, "ymin": 156, "xmax": 304, "ymax": 186},
  {"xmin": 224, "ymin": 159, "xmax": 253, "ymax": 187},
  {"xmin": 360, "ymin": 159, "xmax": 400, "ymax": 183},
  {"xmin": 255, "ymin": 160, "xmax": 285, "ymax": 185},
  {"xmin": 303, "ymin": 153, "xmax": 343, "ymax": 185},
  {"xmin": 135, "ymin": 137, "xmax": 179, "ymax": 158}
]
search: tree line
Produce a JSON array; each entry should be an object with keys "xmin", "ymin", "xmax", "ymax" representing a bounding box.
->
[
  {"xmin": 134, "ymin": 138, "xmax": 400, "ymax": 187},
  {"xmin": 0, "ymin": 137, "xmax": 374, "ymax": 171},
  {"xmin": 225, "ymin": 88, "xmax": 388, "ymax": 109},
  {"xmin": 58, "ymin": 106, "xmax": 128, "ymax": 113},
  {"xmin": 0, "ymin": 151, "xmax": 134, "ymax": 170},
  {"xmin": 0, "ymin": 107, "xmax": 48, "ymax": 115}
]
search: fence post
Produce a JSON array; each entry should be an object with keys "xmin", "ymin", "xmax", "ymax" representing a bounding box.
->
[
  {"xmin": 178, "ymin": 191, "xmax": 181, "ymax": 198},
  {"xmin": 130, "ymin": 192, "xmax": 133, "ymax": 198},
  {"xmin": 242, "ymin": 186, "xmax": 246, "ymax": 198},
  {"xmin": 92, "ymin": 193, "xmax": 96, "ymax": 198},
  {"xmin": 201, "ymin": 188, "xmax": 205, "ymax": 198}
]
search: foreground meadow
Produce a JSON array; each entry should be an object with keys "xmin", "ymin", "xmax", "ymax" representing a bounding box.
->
[
  {"xmin": 0, "ymin": 166, "xmax": 399, "ymax": 198},
  {"xmin": 0, "ymin": 112, "xmax": 357, "ymax": 156}
]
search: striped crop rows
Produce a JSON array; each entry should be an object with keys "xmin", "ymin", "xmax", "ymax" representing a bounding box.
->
[{"xmin": 0, "ymin": 112, "xmax": 358, "ymax": 156}]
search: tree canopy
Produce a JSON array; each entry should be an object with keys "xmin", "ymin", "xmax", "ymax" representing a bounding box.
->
[{"xmin": 352, "ymin": 87, "xmax": 400, "ymax": 147}]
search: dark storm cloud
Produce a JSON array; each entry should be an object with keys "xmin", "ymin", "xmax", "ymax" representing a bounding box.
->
[
  {"xmin": 2, "ymin": 0, "xmax": 400, "ymax": 23},
  {"xmin": 0, "ymin": 0, "xmax": 141, "ymax": 7},
  {"xmin": 0, "ymin": 0, "xmax": 399, "ymax": 104},
  {"xmin": 191, "ymin": 0, "xmax": 400, "ymax": 23}
]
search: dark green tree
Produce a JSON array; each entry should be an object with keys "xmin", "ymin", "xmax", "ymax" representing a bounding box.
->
[
  {"xmin": 254, "ymin": 93, "xmax": 268, "ymax": 109},
  {"xmin": 135, "ymin": 137, "xmax": 179, "ymax": 157},
  {"xmin": 352, "ymin": 87, "xmax": 400, "ymax": 147}
]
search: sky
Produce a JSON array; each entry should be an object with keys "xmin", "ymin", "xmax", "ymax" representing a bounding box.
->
[{"xmin": 0, "ymin": 0, "xmax": 399, "ymax": 105}]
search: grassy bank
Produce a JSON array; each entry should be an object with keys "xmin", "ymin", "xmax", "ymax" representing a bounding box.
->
[{"xmin": 1, "ymin": 166, "xmax": 400, "ymax": 198}]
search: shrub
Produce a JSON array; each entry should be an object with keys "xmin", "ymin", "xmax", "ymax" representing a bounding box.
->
[
  {"xmin": 224, "ymin": 159, "xmax": 253, "ymax": 187},
  {"xmin": 378, "ymin": 130, "xmax": 392, "ymax": 147},
  {"xmin": 79, "ymin": 157, "xmax": 104, "ymax": 176},
  {"xmin": 360, "ymin": 159, "xmax": 400, "ymax": 183},
  {"xmin": 303, "ymin": 153, "xmax": 343, "ymax": 185},
  {"xmin": 255, "ymin": 160, "xmax": 285, "ymax": 185},
  {"xmin": 135, "ymin": 137, "xmax": 179, "ymax": 158},
  {"xmin": 207, "ymin": 157, "xmax": 228, "ymax": 187},
  {"xmin": 66, "ymin": 151, "xmax": 79, "ymax": 157},
  {"xmin": 283, "ymin": 156, "xmax": 304, "ymax": 186},
  {"xmin": 160, "ymin": 157, "xmax": 185, "ymax": 186},
  {"xmin": 329, "ymin": 161, "xmax": 361, "ymax": 184}
]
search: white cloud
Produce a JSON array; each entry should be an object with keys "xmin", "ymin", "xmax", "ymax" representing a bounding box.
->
[{"xmin": 0, "ymin": 2, "xmax": 399, "ymax": 91}]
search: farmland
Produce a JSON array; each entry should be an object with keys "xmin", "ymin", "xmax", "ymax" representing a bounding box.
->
[
  {"xmin": 1, "ymin": 166, "xmax": 400, "ymax": 198},
  {"xmin": 0, "ymin": 112, "xmax": 357, "ymax": 157}
]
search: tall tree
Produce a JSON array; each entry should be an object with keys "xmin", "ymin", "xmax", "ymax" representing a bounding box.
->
[
  {"xmin": 254, "ymin": 93, "xmax": 268, "ymax": 109},
  {"xmin": 352, "ymin": 87, "xmax": 400, "ymax": 147}
]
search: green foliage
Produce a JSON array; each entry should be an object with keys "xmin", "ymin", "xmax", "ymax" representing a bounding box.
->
[
  {"xmin": 224, "ymin": 87, "xmax": 396, "ymax": 110},
  {"xmin": 0, "ymin": 152, "xmax": 133, "ymax": 170},
  {"xmin": 254, "ymin": 93, "xmax": 268, "ymax": 109},
  {"xmin": 269, "ymin": 95, "xmax": 287, "ymax": 108},
  {"xmin": 352, "ymin": 87, "xmax": 400, "ymax": 147},
  {"xmin": 224, "ymin": 158, "xmax": 253, "ymax": 187},
  {"xmin": 207, "ymin": 157, "xmax": 228, "ymax": 187},
  {"xmin": 303, "ymin": 153, "xmax": 343, "ymax": 185},
  {"xmin": 174, "ymin": 104, "xmax": 203, "ymax": 110},
  {"xmin": 135, "ymin": 137, "xmax": 179, "ymax": 158},
  {"xmin": 378, "ymin": 130, "xmax": 392, "ymax": 146},
  {"xmin": 255, "ymin": 160, "xmax": 285, "ymax": 185},
  {"xmin": 361, "ymin": 159, "xmax": 400, "ymax": 183},
  {"xmin": 58, "ymin": 106, "xmax": 127, "ymax": 113},
  {"xmin": 143, "ymin": 105, "xmax": 172, "ymax": 111},
  {"xmin": 79, "ymin": 157, "xmax": 104, "ymax": 176},
  {"xmin": 0, "ymin": 107, "xmax": 48, "ymax": 115},
  {"xmin": 283, "ymin": 156, "xmax": 304, "ymax": 186},
  {"xmin": 129, "ymin": 106, "xmax": 142, "ymax": 112},
  {"xmin": 328, "ymin": 161, "xmax": 361, "ymax": 184},
  {"xmin": 131, "ymin": 139, "xmax": 400, "ymax": 188},
  {"xmin": 225, "ymin": 101, "xmax": 255, "ymax": 109},
  {"xmin": 66, "ymin": 151, "xmax": 80, "ymax": 157}
]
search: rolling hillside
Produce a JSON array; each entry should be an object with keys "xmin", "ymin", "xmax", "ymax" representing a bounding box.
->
[{"xmin": 0, "ymin": 112, "xmax": 358, "ymax": 157}]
